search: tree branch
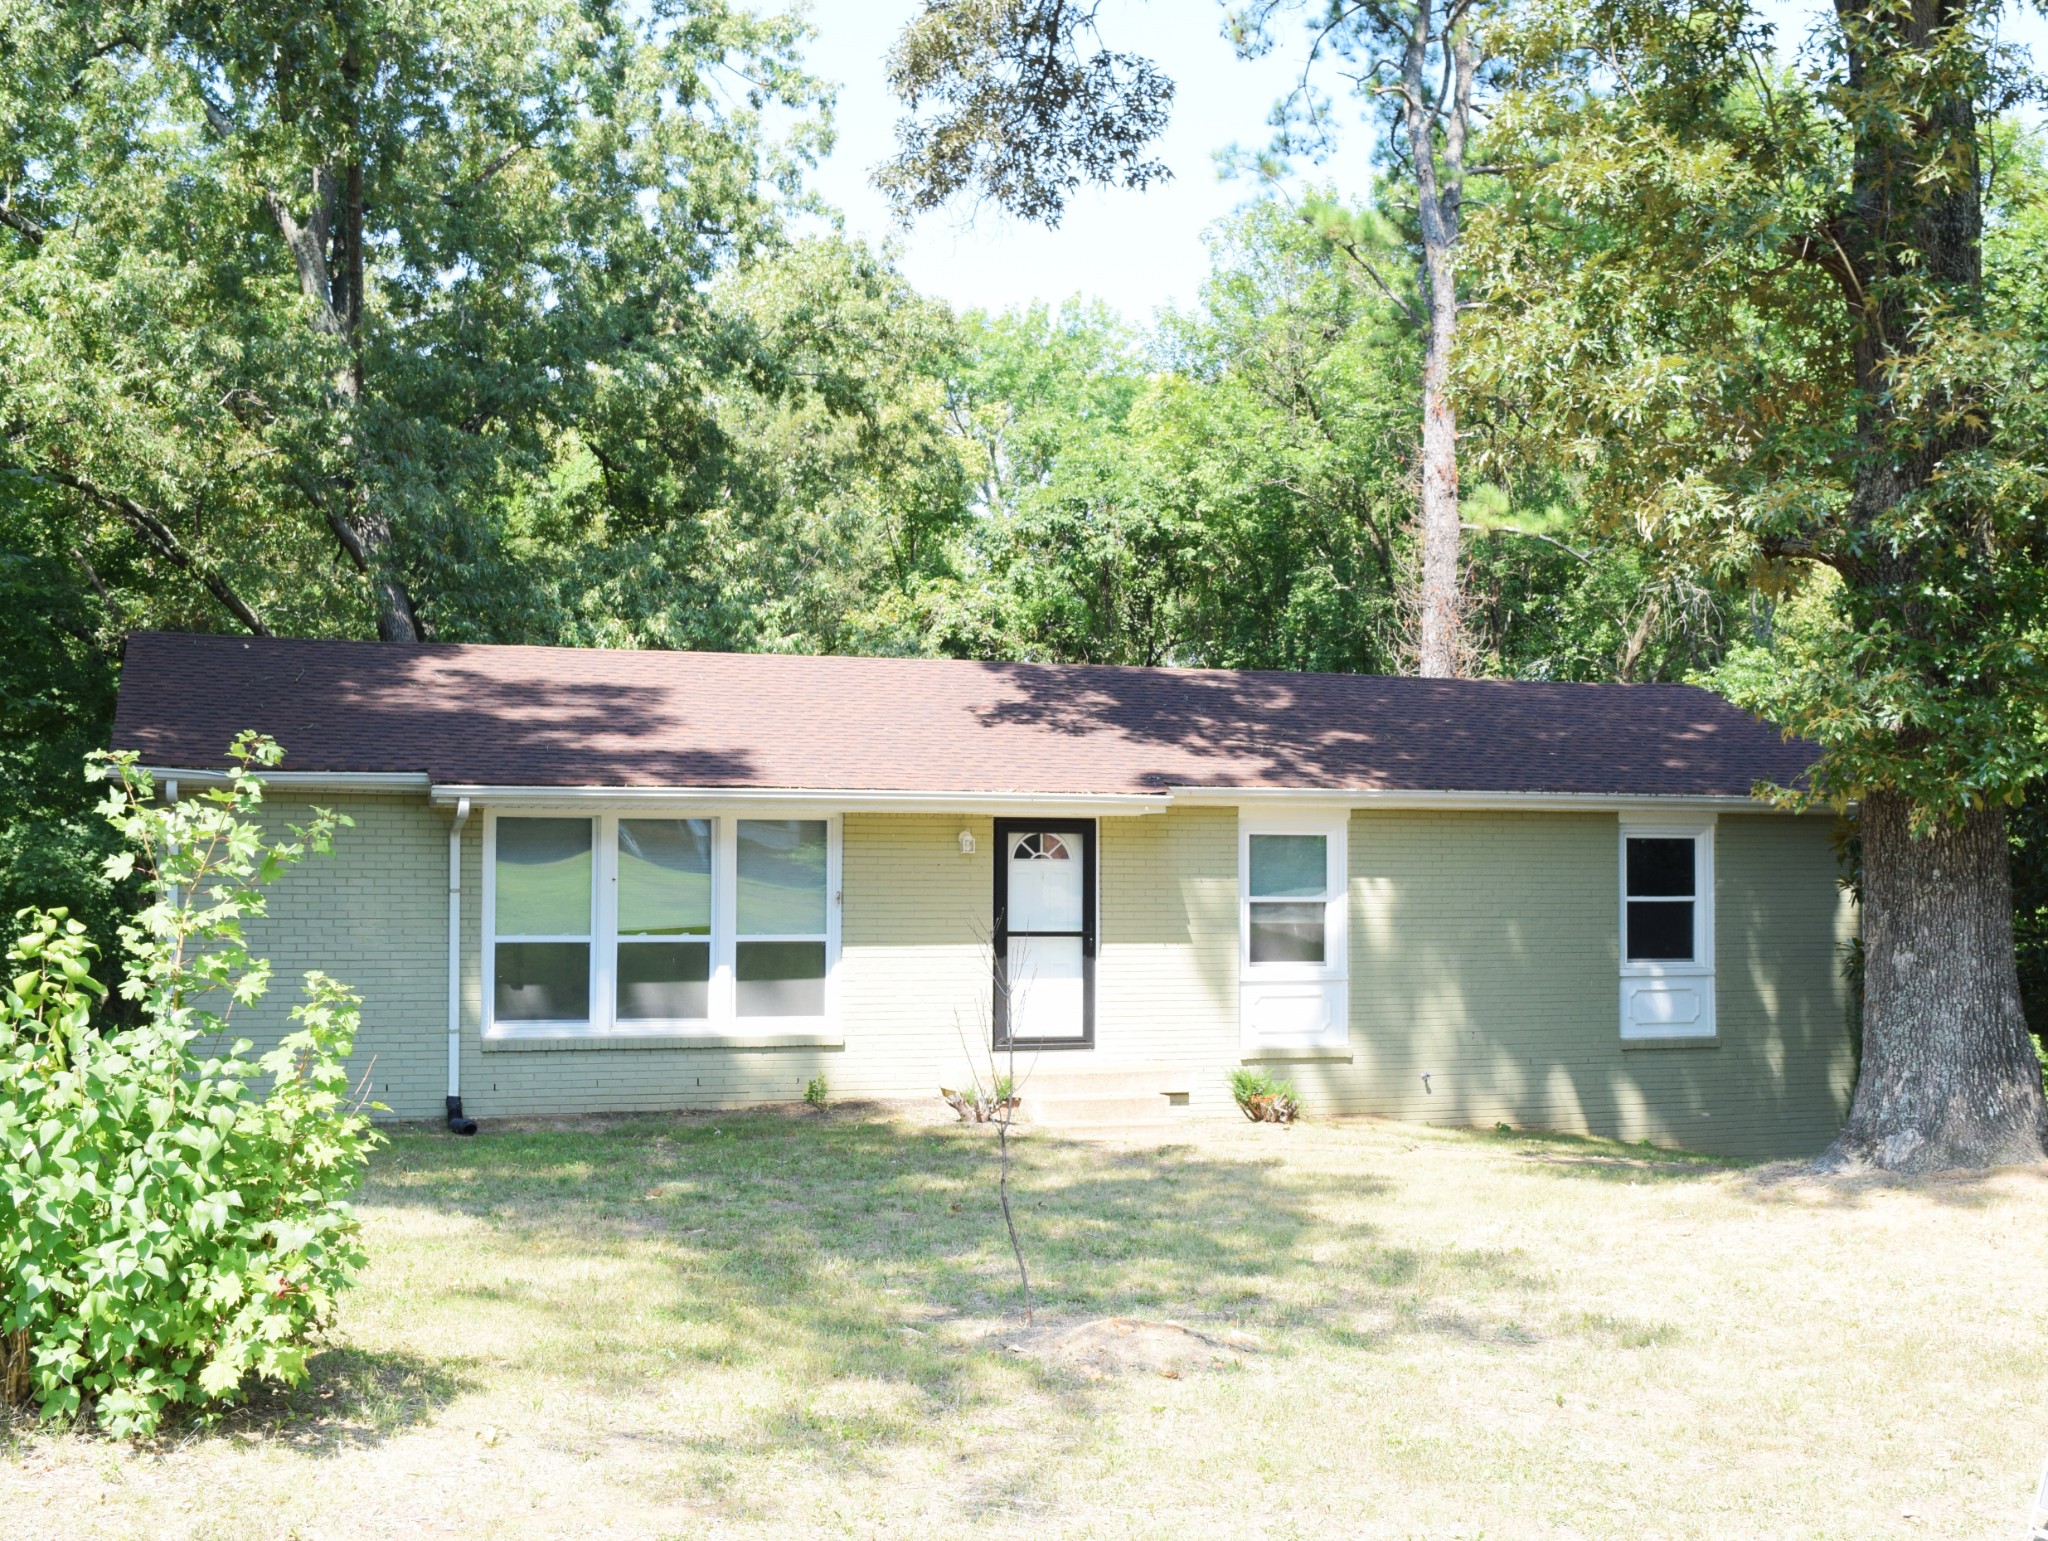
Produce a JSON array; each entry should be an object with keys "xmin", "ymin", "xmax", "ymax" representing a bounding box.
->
[
  {"xmin": 0, "ymin": 201, "xmax": 45, "ymax": 246},
  {"xmin": 1461, "ymin": 520, "xmax": 1593, "ymax": 565},
  {"xmin": 38, "ymin": 469, "xmax": 271, "ymax": 634}
]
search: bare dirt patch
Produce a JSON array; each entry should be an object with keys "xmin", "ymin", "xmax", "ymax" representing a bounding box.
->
[{"xmin": 1001, "ymin": 1315, "xmax": 1259, "ymax": 1379}]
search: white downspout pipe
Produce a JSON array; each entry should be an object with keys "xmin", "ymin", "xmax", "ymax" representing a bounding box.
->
[{"xmin": 445, "ymin": 798, "xmax": 477, "ymax": 1135}]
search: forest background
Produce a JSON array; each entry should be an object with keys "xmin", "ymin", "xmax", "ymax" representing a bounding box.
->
[{"xmin": 5, "ymin": 0, "xmax": 2048, "ymax": 1046}]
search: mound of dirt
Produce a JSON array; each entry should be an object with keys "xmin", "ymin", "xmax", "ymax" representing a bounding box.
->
[{"xmin": 1003, "ymin": 1317, "xmax": 1259, "ymax": 1380}]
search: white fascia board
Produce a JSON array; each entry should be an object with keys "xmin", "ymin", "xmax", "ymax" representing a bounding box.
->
[
  {"xmin": 140, "ymin": 766, "xmax": 432, "ymax": 794},
  {"xmin": 427, "ymin": 784, "xmax": 1172, "ymax": 816},
  {"xmin": 1167, "ymin": 785, "xmax": 1807, "ymax": 815}
]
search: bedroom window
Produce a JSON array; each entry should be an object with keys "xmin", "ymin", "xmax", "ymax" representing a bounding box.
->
[
  {"xmin": 1248, "ymin": 833, "xmax": 1331, "ymax": 963},
  {"xmin": 1239, "ymin": 814, "xmax": 1349, "ymax": 1053},
  {"xmin": 485, "ymin": 812, "xmax": 838, "ymax": 1039},
  {"xmin": 1618, "ymin": 824, "xmax": 1716, "ymax": 1042}
]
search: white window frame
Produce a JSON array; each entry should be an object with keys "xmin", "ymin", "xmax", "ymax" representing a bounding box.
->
[
  {"xmin": 483, "ymin": 808, "xmax": 841, "ymax": 1042},
  {"xmin": 1238, "ymin": 810, "xmax": 1349, "ymax": 1053},
  {"xmin": 1618, "ymin": 820, "xmax": 1716, "ymax": 1042}
]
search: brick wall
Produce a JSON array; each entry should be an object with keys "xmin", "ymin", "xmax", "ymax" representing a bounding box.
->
[{"xmin": 233, "ymin": 794, "xmax": 1854, "ymax": 1155}]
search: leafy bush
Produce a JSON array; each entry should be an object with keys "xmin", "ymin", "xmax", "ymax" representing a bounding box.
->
[
  {"xmin": 1228, "ymin": 1068, "xmax": 1300, "ymax": 1125},
  {"xmin": 803, "ymin": 1074, "xmax": 830, "ymax": 1112},
  {"xmin": 0, "ymin": 735, "xmax": 379, "ymax": 1436}
]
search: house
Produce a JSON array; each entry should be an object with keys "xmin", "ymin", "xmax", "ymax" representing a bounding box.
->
[{"xmin": 111, "ymin": 631, "xmax": 1857, "ymax": 1156}]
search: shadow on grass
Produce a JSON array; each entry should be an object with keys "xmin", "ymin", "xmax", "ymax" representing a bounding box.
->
[
  {"xmin": 218, "ymin": 1345, "xmax": 474, "ymax": 1452},
  {"xmin": 350, "ymin": 1111, "xmax": 1614, "ymax": 1497},
  {"xmin": 1477, "ymin": 1122, "xmax": 1748, "ymax": 1185}
]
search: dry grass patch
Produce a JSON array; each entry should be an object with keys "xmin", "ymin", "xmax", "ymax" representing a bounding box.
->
[{"xmin": 4, "ymin": 1110, "xmax": 2046, "ymax": 1538}]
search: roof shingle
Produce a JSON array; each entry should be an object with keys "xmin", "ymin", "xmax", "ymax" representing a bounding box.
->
[{"xmin": 109, "ymin": 631, "xmax": 1816, "ymax": 798}]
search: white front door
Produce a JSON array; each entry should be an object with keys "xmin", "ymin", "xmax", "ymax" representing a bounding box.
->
[{"xmin": 997, "ymin": 824, "xmax": 1093, "ymax": 1046}]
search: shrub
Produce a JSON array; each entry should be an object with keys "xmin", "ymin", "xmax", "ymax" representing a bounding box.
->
[
  {"xmin": 1228, "ymin": 1067, "xmax": 1300, "ymax": 1125},
  {"xmin": 803, "ymin": 1073, "xmax": 830, "ymax": 1112},
  {"xmin": 941, "ymin": 1073, "xmax": 1019, "ymax": 1123},
  {"xmin": 0, "ymin": 735, "xmax": 379, "ymax": 1436}
]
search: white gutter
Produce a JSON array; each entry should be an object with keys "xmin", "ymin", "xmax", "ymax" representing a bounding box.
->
[
  {"xmin": 444, "ymin": 798, "xmax": 476, "ymax": 1135},
  {"xmin": 141, "ymin": 766, "xmax": 1805, "ymax": 816},
  {"xmin": 141, "ymin": 767, "xmax": 431, "ymax": 794},
  {"xmin": 426, "ymin": 784, "xmax": 1174, "ymax": 815},
  {"xmin": 1165, "ymin": 786, "xmax": 1800, "ymax": 814}
]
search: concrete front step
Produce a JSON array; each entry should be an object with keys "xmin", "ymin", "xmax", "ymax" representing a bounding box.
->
[
  {"xmin": 1015, "ymin": 1061, "xmax": 1193, "ymax": 1100},
  {"xmin": 1016, "ymin": 1093, "xmax": 1192, "ymax": 1128},
  {"xmin": 1010, "ymin": 1062, "xmax": 1196, "ymax": 1128}
]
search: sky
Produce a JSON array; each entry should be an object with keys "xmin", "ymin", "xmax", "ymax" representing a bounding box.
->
[{"xmin": 799, "ymin": 1, "xmax": 2048, "ymax": 327}]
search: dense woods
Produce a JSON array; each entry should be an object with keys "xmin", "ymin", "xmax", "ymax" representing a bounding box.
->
[{"xmin": 5, "ymin": 0, "xmax": 2048, "ymax": 1167}]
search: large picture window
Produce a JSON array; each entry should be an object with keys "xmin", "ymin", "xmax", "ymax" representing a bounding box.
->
[
  {"xmin": 493, "ymin": 818, "xmax": 594, "ymax": 1024},
  {"xmin": 736, "ymin": 819, "xmax": 830, "ymax": 1018},
  {"xmin": 485, "ymin": 811, "xmax": 837, "ymax": 1040}
]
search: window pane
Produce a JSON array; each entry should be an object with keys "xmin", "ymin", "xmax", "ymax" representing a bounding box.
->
[
  {"xmin": 495, "ymin": 818, "xmax": 592, "ymax": 936},
  {"xmin": 1249, "ymin": 834, "xmax": 1327, "ymax": 899},
  {"xmin": 616, "ymin": 940, "xmax": 710, "ymax": 1020},
  {"xmin": 736, "ymin": 940, "xmax": 827, "ymax": 1017},
  {"xmin": 1627, "ymin": 837, "xmax": 1695, "ymax": 898},
  {"xmin": 1249, "ymin": 901, "xmax": 1326, "ymax": 963},
  {"xmin": 618, "ymin": 819, "xmax": 712, "ymax": 936},
  {"xmin": 738, "ymin": 820, "xmax": 828, "ymax": 935},
  {"xmin": 494, "ymin": 941, "xmax": 590, "ymax": 1021},
  {"xmin": 1627, "ymin": 900, "xmax": 1695, "ymax": 961}
]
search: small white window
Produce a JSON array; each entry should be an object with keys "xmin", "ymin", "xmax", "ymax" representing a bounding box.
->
[
  {"xmin": 1619, "ymin": 823, "xmax": 1715, "ymax": 1042},
  {"xmin": 1239, "ymin": 813, "xmax": 1348, "ymax": 1053}
]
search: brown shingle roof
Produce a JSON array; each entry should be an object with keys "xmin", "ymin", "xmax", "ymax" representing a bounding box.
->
[{"xmin": 110, "ymin": 631, "xmax": 1816, "ymax": 798}]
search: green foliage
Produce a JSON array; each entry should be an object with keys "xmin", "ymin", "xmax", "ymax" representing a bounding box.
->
[
  {"xmin": 877, "ymin": 0, "xmax": 1174, "ymax": 224},
  {"xmin": 0, "ymin": 736, "xmax": 378, "ymax": 1436},
  {"xmin": 0, "ymin": 477, "xmax": 129, "ymax": 981},
  {"xmin": 1469, "ymin": 0, "xmax": 2048, "ymax": 822},
  {"xmin": 803, "ymin": 1074, "xmax": 830, "ymax": 1112},
  {"xmin": 1228, "ymin": 1068, "xmax": 1300, "ymax": 1125},
  {"xmin": 0, "ymin": 0, "xmax": 828, "ymax": 641}
]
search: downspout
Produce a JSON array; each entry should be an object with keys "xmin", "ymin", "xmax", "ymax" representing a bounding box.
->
[{"xmin": 445, "ymin": 797, "xmax": 477, "ymax": 1135}]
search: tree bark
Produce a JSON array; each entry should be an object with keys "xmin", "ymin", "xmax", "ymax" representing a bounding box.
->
[
  {"xmin": 1820, "ymin": 793, "xmax": 2048, "ymax": 1171},
  {"xmin": 1807, "ymin": 3, "xmax": 2046, "ymax": 1170},
  {"xmin": 1402, "ymin": 1, "xmax": 1471, "ymax": 679}
]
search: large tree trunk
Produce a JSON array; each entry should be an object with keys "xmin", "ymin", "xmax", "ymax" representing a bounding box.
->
[
  {"xmin": 1820, "ymin": 792, "xmax": 2048, "ymax": 1171},
  {"xmin": 1403, "ymin": 1, "xmax": 1470, "ymax": 680},
  {"xmin": 1414, "ymin": 254, "xmax": 1461, "ymax": 678}
]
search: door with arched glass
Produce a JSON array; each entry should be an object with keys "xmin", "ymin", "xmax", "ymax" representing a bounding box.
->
[{"xmin": 993, "ymin": 820, "xmax": 1095, "ymax": 1048}]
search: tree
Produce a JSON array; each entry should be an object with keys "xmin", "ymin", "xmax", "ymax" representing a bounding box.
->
[
  {"xmin": 0, "ymin": 0, "xmax": 824, "ymax": 642},
  {"xmin": 879, "ymin": 0, "xmax": 1495, "ymax": 677},
  {"xmin": 1470, "ymin": 0, "xmax": 2048, "ymax": 1170}
]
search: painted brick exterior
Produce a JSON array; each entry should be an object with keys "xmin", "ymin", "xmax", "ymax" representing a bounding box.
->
[
  {"xmin": 233, "ymin": 795, "xmax": 1853, "ymax": 1155},
  {"xmin": 1306, "ymin": 809, "xmax": 1856, "ymax": 1156}
]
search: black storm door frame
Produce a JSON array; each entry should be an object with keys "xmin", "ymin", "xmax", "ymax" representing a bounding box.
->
[{"xmin": 992, "ymin": 818, "xmax": 1097, "ymax": 1050}]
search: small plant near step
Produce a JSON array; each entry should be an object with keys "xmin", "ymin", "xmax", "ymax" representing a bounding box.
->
[
  {"xmin": 1228, "ymin": 1068, "xmax": 1300, "ymax": 1125},
  {"xmin": 803, "ymin": 1074, "xmax": 830, "ymax": 1112},
  {"xmin": 941, "ymin": 1073, "xmax": 1017, "ymax": 1123}
]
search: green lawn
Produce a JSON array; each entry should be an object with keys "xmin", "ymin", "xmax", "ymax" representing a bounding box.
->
[{"xmin": 6, "ymin": 1108, "xmax": 2047, "ymax": 1539}]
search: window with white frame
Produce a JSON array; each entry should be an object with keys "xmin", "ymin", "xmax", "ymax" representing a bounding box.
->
[
  {"xmin": 1618, "ymin": 823, "xmax": 1716, "ymax": 1041},
  {"xmin": 1239, "ymin": 813, "xmax": 1349, "ymax": 1051},
  {"xmin": 486, "ymin": 812, "xmax": 837, "ymax": 1038}
]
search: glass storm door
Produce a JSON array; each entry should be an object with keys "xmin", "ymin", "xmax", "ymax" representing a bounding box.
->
[{"xmin": 994, "ymin": 820, "xmax": 1095, "ymax": 1048}]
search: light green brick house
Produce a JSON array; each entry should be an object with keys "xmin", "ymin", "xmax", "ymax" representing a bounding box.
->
[{"xmin": 113, "ymin": 631, "xmax": 1857, "ymax": 1157}]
